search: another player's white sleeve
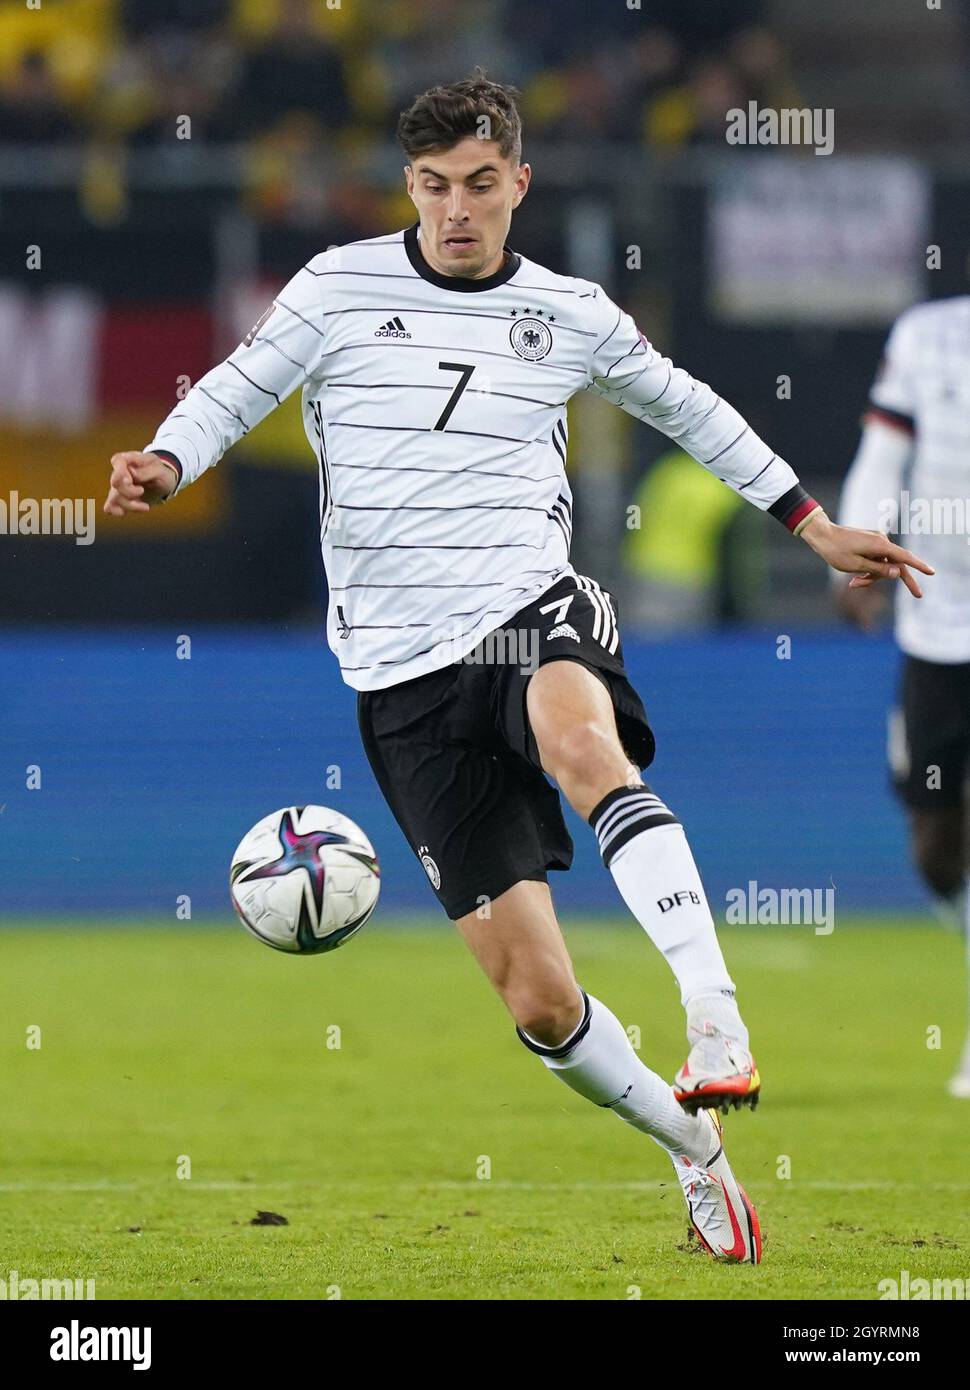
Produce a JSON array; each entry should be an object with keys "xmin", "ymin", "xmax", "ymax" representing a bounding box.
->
[
  {"xmin": 835, "ymin": 314, "xmax": 917, "ymax": 545},
  {"xmin": 838, "ymin": 422, "xmax": 913, "ymax": 536},
  {"xmin": 867, "ymin": 313, "xmax": 917, "ymax": 432},
  {"xmin": 585, "ymin": 290, "xmax": 809, "ymax": 521},
  {"xmin": 143, "ymin": 264, "xmax": 327, "ymax": 493}
]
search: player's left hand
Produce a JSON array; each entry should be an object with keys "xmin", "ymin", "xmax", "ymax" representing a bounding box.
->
[{"xmin": 798, "ymin": 511, "xmax": 934, "ymax": 598}]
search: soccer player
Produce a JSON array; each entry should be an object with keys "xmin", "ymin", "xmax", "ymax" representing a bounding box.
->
[
  {"xmin": 105, "ymin": 75, "xmax": 931, "ymax": 1262},
  {"xmin": 836, "ymin": 295, "xmax": 969, "ymax": 1098}
]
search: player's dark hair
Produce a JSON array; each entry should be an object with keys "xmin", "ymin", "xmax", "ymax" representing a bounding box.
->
[{"xmin": 396, "ymin": 69, "xmax": 522, "ymax": 165}]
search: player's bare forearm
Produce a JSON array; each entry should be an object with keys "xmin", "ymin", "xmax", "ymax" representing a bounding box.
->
[
  {"xmin": 798, "ymin": 509, "xmax": 934, "ymax": 599},
  {"xmin": 103, "ymin": 452, "xmax": 179, "ymax": 516}
]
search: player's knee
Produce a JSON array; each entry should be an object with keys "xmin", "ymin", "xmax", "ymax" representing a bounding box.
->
[
  {"xmin": 511, "ymin": 986, "xmax": 584, "ymax": 1048},
  {"xmin": 544, "ymin": 720, "xmax": 616, "ymax": 791}
]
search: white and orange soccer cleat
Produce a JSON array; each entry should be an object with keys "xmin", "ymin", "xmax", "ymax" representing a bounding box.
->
[
  {"xmin": 674, "ymin": 993, "xmax": 761, "ymax": 1113},
  {"xmin": 674, "ymin": 1110, "xmax": 762, "ymax": 1264},
  {"xmin": 674, "ymin": 1044, "xmax": 761, "ymax": 1113}
]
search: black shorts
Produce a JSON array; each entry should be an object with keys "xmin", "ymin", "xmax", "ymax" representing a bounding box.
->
[
  {"xmin": 356, "ymin": 572, "xmax": 656, "ymax": 919},
  {"xmin": 889, "ymin": 655, "xmax": 970, "ymax": 809}
]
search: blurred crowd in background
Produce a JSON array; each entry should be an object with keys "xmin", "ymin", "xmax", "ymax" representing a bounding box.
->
[
  {"xmin": 1, "ymin": 0, "xmax": 968, "ymax": 630},
  {"xmin": 0, "ymin": 0, "xmax": 788, "ymax": 154}
]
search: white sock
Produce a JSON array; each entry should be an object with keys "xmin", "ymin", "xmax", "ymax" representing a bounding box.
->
[
  {"xmin": 517, "ymin": 991, "xmax": 715, "ymax": 1163},
  {"xmin": 588, "ymin": 784, "xmax": 738, "ymax": 1010}
]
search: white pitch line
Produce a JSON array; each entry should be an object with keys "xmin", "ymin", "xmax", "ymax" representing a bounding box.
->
[
  {"xmin": 1, "ymin": 1179, "xmax": 969, "ymax": 1194},
  {"xmin": 0, "ymin": 1181, "xmax": 139, "ymax": 1192}
]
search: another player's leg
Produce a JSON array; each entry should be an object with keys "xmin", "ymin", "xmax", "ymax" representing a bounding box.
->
[
  {"xmin": 527, "ymin": 657, "xmax": 759, "ymax": 1113},
  {"xmin": 907, "ymin": 806, "xmax": 970, "ymax": 1099},
  {"xmin": 891, "ymin": 654, "xmax": 970, "ymax": 1096},
  {"xmin": 456, "ymin": 878, "xmax": 760, "ymax": 1263},
  {"xmin": 909, "ymin": 805, "xmax": 966, "ymax": 931},
  {"xmin": 951, "ymin": 901, "xmax": 970, "ymax": 1100}
]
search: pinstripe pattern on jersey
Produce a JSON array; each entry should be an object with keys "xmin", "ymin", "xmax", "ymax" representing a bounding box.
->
[
  {"xmin": 144, "ymin": 226, "xmax": 803, "ymax": 690},
  {"xmin": 843, "ymin": 295, "xmax": 970, "ymax": 663}
]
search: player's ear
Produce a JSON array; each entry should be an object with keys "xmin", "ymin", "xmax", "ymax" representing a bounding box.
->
[
  {"xmin": 404, "ymin": 165, "xmax": 415, "ymax": 199},
  {"xmin": 512, "ymin": 162, "xmax": 531, "ymax": 208}
]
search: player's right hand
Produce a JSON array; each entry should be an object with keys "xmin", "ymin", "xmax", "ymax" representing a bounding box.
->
[
  {"xmin": 835, "ymin": 577, "xmax": 889, "ymax": 631},
  {"xmin": 103, "ymin": 452, "xmax": 178, "ymax": 516}
]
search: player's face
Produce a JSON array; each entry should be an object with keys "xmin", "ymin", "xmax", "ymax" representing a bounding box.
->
[{"xmin": 405, "ymin": 137, "xmax": 530, "ymax": 280}]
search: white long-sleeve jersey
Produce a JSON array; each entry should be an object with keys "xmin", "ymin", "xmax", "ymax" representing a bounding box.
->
[
  {"xmin": 838, "ymin": 296, "xmax": 970, "ymax": 664},
  {"xmin": 145, "ymin": 223, "xmax": 812, "ymax": 690}
]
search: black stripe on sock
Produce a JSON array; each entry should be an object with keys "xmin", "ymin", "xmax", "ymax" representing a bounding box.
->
[
  {"xmin": 516, "ymin": 990, "xmax": 591, "ymax": 1058},
  {"xmin": 588, "ymin": 785, "xmax": 680, "ymax": 868},
  {"xmin": 599, "ymin": 811, "xmax": 680, "ymax": 867},
  {"xmin": 595, "ymin": 792, "xmax": 665, "ymax": 844},
  {"xmin": 587, "ymin": 784, "xmax": 650, "ymax": 830}
]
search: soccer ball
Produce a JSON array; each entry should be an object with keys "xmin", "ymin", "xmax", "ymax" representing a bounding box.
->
[{"xmin": 230, "ymin": 805, "xmax": 380, "ymax": 954}]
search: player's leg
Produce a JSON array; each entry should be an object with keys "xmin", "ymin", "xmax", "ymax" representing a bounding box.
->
[
  {"xmin": 525, "ymin": 655, "xmax": 758, "ymax": 1112},
  {"xmin": 359, "ymin": 666, "xmax": 759, "ymax": 1258},
  {"xmin": 456, "ymin": 878, "xmax": 760, "ymax": 1262},
  {"xmin": 910, "ymin": 807, "xmax": 970, "ymax": 1099},
  {"xmin": 952, "ymin": 892, "xmax": 970, "ymax": 1100},
  {"xmin": 890, "ymin": 657, "xmax": 970, "ymax": 1095},
  {"xmin": 908, "ymin": 806, "xmax": 965, "ymax": 921},
  {"xmin": 891, "ymin": 657, "xmax": 968, "ymax": 926}
]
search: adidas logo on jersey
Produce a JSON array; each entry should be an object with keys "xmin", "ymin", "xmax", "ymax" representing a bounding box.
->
[
  {"xmin": 547, "ymin": 622, "xmax": 580, "ymax": 642},
  {"xmin": 374, "ymin": 316, "xmax": 411, "ymax": 338}
]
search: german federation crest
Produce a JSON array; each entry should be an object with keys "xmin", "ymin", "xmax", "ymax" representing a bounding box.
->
[
  {"xmin": 418, "ymin": 844, "xmax": 441, "ymax": 889},
  {"xmin": 510, "ymin": 317, "xmax": 553, "ymax": 361}
]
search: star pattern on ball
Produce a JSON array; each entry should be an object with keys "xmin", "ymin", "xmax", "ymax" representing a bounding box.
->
[{"xmin": 241, "ymin": 809, "xmax": 350, "ymax": 918}]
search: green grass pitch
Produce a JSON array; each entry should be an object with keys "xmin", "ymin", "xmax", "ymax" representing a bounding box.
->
[{"xmin": 2, "ymin": 917, "xmax": 968, "ymax": 1300}]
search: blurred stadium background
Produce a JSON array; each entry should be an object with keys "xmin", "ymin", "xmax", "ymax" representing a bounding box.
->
[{"xmin": 4, "ymin": 0, "xmax": 969, "ymax": 917}]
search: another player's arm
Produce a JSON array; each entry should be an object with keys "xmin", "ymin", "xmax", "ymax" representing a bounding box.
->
[
  {"xmin": 102, "ymin": 262, "xmax": 327, "ymax": 517},
  {"xmin": 829, "ymin": 318, "xmax": 919, "ymax": 624},
  {"xmin": 826, "ymin": 414, "xmax": 915, "ymax": 626},
  {"xmin": 585, "ymin": 297, "xmax": 932, "ymax": 598}
]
